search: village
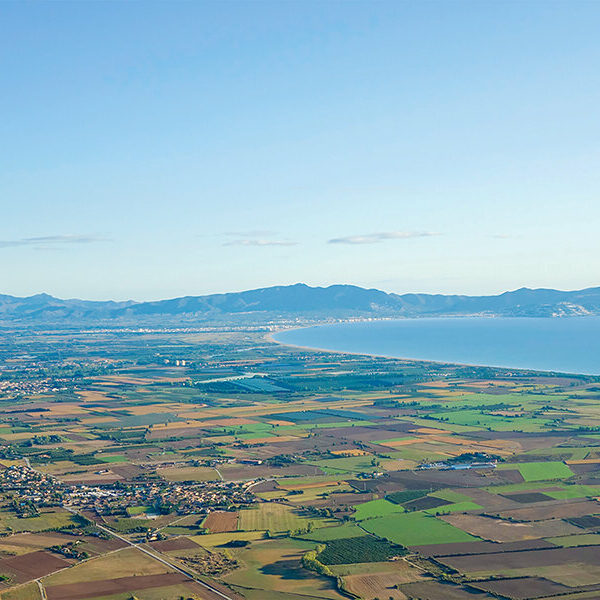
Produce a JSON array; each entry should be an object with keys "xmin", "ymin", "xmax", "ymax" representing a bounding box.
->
[{"xmin": 0, "ymin": 463, "xmax": 256, "ymax": 527}]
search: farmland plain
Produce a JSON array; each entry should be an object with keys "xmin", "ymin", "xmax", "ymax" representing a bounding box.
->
[{"xmin": 0, "ymin": 325, "xmax": 599, "ymax": 599}]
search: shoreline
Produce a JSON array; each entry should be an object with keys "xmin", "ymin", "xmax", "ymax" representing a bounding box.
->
[{"xmin": 266, "ymin": 322, "xmax": 595, "ymax": 378}]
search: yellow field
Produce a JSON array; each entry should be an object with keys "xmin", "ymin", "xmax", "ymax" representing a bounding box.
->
[
  {"xmin": 413, "ymin": 427, "xmax": 454, "ymax": 435},
  {"xmin": 0, "ymin": 459, "xmax": 24, "ymax": 467},
  {"xmin": 77, "ymin": 390, "xmax": 112, "ymax": 402},
  {"xmin": 0, "ymin": 582, "xmax": 42, "ymax": 600},
  {"xmin": 42, "ymin": 547, "xmax": 170, "ymax": 586},
  {"xmin": 222, "ymin": 538, "xmax": 346, "ymax": 599},
  {"xmin": 150, "ymin": 420, "xmax": 206, "ymax": 430},
  {"xmin": 381, "ymin": 458, "xmax": 416, "ymax": 471},
  {"xmin": 0, "ymin": 432, "xmax": 36, "ymax": 441},
  {"xmin": 124, "ymin": 404, "xmax": 185, "ymax": 415},
  {"xmin": 191, "ymin": 530, "xmax": 266, "ymax": 547},
  {"xmin": 380, "ymin": 438, "xmax": 423, "ymax": 448}
]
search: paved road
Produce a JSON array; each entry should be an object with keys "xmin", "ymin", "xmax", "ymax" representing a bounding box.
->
[
  {"xmin": 64, "ymin": 507, "xmax": 234, "ymax": 600},
  {"xmin": 21, "ymin": 457, "xmax": 235, "ymax": 598}
]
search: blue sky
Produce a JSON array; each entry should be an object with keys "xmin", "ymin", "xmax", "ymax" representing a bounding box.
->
[{"xmin": 1, "ymin": 1, "xmax": 599, "ymax": 300}]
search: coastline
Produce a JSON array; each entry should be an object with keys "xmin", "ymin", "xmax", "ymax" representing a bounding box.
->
[{"xmin": 266, "ymin": 321, "xmax": 596, "ymax": 377}]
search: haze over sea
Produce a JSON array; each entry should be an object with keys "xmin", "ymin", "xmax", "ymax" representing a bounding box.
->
[{"xmin": 274, "ymin": 317, "xmax": 600, "ymax": 376}]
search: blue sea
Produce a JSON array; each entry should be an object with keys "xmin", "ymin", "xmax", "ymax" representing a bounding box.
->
[{"xmin": 273, "ymin": 317, "xmax": 600, "ymax": 375}]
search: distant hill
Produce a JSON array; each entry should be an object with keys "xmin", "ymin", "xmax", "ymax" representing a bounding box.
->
[{"xmin": 1, "ymin": 283, "xmax": 599, "ymax": 326}]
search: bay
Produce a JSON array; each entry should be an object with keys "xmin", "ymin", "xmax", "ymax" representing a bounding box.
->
[{"xmin": 273, "ymin": 317, "xmax": 600, "ymax": 375}]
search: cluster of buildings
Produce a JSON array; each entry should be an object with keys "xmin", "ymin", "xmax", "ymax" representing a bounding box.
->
[
  {"xmin": 418, "ymin": 460, "xmax": 498, "ymax": 471},
  {"xmin": 0, "ymin": 464, "xmax": 64, "ymax": 510},
  {"xmin": 0, "ymin": 463, "xmax": 256, "ymax": 519},
  {"xmin": 0, "ymin": 378, "xmax": 69, "ymax": 397}
]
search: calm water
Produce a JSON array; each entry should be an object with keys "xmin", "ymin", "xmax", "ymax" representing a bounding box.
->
[{"xmin": 273, "ymin": 317, "xmax": 600, "ymax": 375}]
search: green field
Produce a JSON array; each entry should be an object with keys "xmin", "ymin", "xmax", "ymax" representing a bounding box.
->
[
  {"xmin": 0, "ymin": 510, "xmax": 76, "ymax": 533},
  {"xmin": 97, "ymin": 454, "xmax": 127, "ymax": 463},
  {"xmin": 109, "ymin": 517, "xmax": 153, "ymax": 532},
  {"xmin": 126, "ymin": 505, "xmax": 148, "ymax": 516},
  {"xmin": 429, "ymin": 409, "xmax": 552, "ymax": 431},
  {"xmin": 361, "ymin": 512, "xmax": 480, "ymax": 546},
  {"xmin": 499, "ymin": 461, "xmax": 575, "ymax": 481},
  {"xmin": 431, "ymin": 489, "xmax": 476, "ymax": 503},
  {"xmin": 2, "ymin": 318, "xmax": 600, "ymax": 599},
  {"xmin": 298, "ymin": 522, "xmax": 367, "ymax": 541},
  {"xmin": 307, "ymin": 455, "xmax": 379, "ymax": 474},
  {"xmin": 548, "ymin": 534, "xmax": 600, "ymax": 547},
  {"xmin": 352, "ymin": 498, "xmax": 404, "ymax": 521}
]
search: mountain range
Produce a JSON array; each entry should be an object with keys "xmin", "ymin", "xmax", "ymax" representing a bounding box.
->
[{"xmin": 0, "ymin": 284, "xmax": 599, "ymax": 326}]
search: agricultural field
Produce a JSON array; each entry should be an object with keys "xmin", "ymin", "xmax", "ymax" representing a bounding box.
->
[
  {"xmin": 238, "ymin": 503, "xmax": 324, "ymax": 533},
  {"xmin": 362, "ymin": 512, "xmax": 481, "ymax": 546},
  {"xmin": 352, "ymin": 498, "xmax": 404, "ymax": 521},
  {"xmin": 0, "ymin": 325, "xmax": 599, "ymax": 599},
  {"xmin": 316, "ymin": 536, "xmax": 405, "ymax": 564}
]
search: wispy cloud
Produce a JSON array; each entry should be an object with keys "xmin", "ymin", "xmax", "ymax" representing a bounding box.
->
[
  {"xmin": 491, "ymin": 233, "xmax": 519, "ymax": 240},
  {"xmin": 223, "ymin": 230, "xmax": 277, "ymax": 238},
  {"xmin": 328, "ymin": 231, "xmax": 438, "ymax": 245},
  {"xmin": 222, "ymin": 230, "xmax": 297, "ymax": 247},
  {"xmin": 0, "ymin": 234, "xmax": 109, "ymax": 249},
  {"xmin": 223, "ymin": 239, "xmax": 298, "ymax": 247}
]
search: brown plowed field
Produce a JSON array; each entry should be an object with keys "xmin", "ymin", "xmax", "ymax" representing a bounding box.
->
[
  {"xmin": 568, "ymin": 515, "xmax": 600, "ymax": 529},
  {"xmin": 403, "ymin": 496, "xmax": 450, "ymax": 511},
  {"xmin": 148, "ymin": 536, "xmax": 200, "ymax": 552},
  {"xmin": 148, "ymin": 426, "xmax": 206, "ymax": 440},
  {"xmin": 412, "ymin": 538, "xmax": 556, "ymax": 557},
  {"xmin": 400, "ymin": 581, "xmax": 496, "ymax": 600},
  {"xmin": 204, "ymin": 511, "xmax": 239, "ymax": 532},
  {"xmin": 0, "ymin": 532, "xmax": 72, "ymax": 550},
  {"xmin": 451, "ymin": 488, "xmax": 519, "ymax": 511},
  {"xmin": 249, "ymin": 480, "xmax": 279, "ymax": 493},
  {"xmin": 109, "ymin": 464, "xmax": 144, "ymax": 479},
  {"xmin": 0, "ymin": 551, "xmax": 70, "ymax": 583},
  {"xmin": 501, "ymin": 492, "xmax": 553, "ymax": 503},
  {"xmin": 309, "ymin": 492, "xmax": 375, "ymax": 508},
  {"xmin": 495, "ymin": 499, "xmax": 600, "ymax": 521},
  {"xmin": 343, "ymin": 573, "xmax": 410, "ymax": 600},
  {"xmin": 45, "ymin": 572, "xmax": 189, "ymax": 600},
  {"xmin": 342, "ymin": 561, "xmax": 424, "ymax": 600},
  {"xmin": 495, "ymin": 469, "xmax": 526, "ymax": 483},
  {"xmin": 441, "ymin": 514, "xmax": 580, "ymax": 542},
  {"xmin": 438, "ymin": 545, "xmax": 600, "ymax": 573},
  {"xmin": 472, "ymin": 577, "xmax": 571, "ymax": 599},
  {"xmin": 218, "ymin": 463, "xmax": 319, "ymax": 480},
  {"xmin": 78, "ymin": 535, "xmax": 127, "ymax": 555}
]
